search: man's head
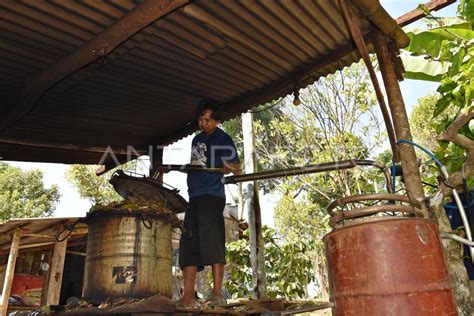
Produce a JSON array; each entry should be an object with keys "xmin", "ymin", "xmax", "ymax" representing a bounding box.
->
[{"xmin": 195, "ymin": 99, "xmax": 224, "ymax": 135}]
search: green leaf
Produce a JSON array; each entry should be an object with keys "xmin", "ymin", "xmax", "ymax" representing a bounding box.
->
[
  {"xmin": 459, "ymin": 0, "xmax": 474, "ymax": 22},
  {"xmin": 406, "ymin": 31, "xmax": 446, "ymax": 57},
  {"xmin": 433, "ymin": 96, "xmax": 451, "ymax": 117},
  {"xmin": 0, "ymin": 164, "xmax": 61, "ymax": 221},
  {"xmin": 406, "ymin": 27, "xmax": 474, "ymax": 58},
  {"xmin": 402, "ymin": 54, "xmax": 449, "ymax": 82}
]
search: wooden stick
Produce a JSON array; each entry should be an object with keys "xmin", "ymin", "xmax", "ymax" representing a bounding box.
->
[
  {"xmin": 338, "ymin": 0, "xmax": 400, "ymax": 162},
  {"xmin": 0, "ymin": 228, "xmax": 21, "ymax": 316}
]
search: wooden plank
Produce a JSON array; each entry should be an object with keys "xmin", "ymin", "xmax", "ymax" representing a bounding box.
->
[
  {"xmin": 0, "ymin": 228, "xmax": 21, "ymax": 316},
  {"xmin": 46, "ymin": 239, "xmax": 67, "ymax": 305},
  {"xmin": 396, "ymin": 0, "xmax": 457, "ymax": 27}
]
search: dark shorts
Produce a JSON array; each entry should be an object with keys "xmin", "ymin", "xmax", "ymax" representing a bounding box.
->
[{"xmin": 179, "ymin": 195, "xmax": 226, "ymax": 271}]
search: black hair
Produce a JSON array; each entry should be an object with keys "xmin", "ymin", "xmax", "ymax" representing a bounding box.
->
[{"xmin": 194, "ymin": 98, "xmax": 224, "ymax": 121}]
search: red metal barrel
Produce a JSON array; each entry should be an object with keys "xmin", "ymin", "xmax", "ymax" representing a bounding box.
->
[{"xmin": 324, "ymin": 218, "xmax": 457, "ymax": 315}]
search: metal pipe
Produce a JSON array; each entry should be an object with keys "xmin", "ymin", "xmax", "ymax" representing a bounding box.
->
[
  {"xmin": 396, "ymin": 139, "xmax": 474, "ymax": 263},
  {"xmin": 441, "ymin": 166, "xmax": 474, "ymax": 263},
  {"xmin": 156, "ymin": 160, "xmax": 392, "ymax": 192},
  {"xmin": 441, "ymin": 233, "xmax": 474, "ymax": 247},
  {"xmin": 327, "ymin": 193, "xmax": 412, "ymax": 216},
  {"xmin": 223, "ymin": 159, "xmax": 392, "ymax": 192},
  {"xmin": 154, "ymin": 164, "xmax": 222, "ymax": 176}
]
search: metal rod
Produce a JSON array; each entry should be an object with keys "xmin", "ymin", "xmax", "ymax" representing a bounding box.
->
[
  {"xmin": 441, "ymin": 166, "xmax": 474, "ymax": 263},
  {"xmin": 158, "ymin": 160, "xmax": 392, "ymax": 192},
  {"xmin": 223, "ymin": 159, "xmax": 392, "ymax": 191},
  {"xmin": 441, "ymin": 234, "xmax": 474, "ymax": 247},
  {"xmin": 154, "ymin": 164, "xmax": 222, "ymax": 176}
]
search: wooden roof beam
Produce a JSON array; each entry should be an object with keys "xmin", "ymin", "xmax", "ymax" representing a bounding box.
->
[
  {"xmin": 396, "ymin": 0, "xmax": 457, "ymax": 27},
  {"xmin": 0, "ymin": 0, "xmax": 190, "ymax": 132}
]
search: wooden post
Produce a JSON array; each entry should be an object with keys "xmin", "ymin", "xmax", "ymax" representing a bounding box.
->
[
  {"xmin": 0, "ymin": 228, "xmax": 21, "ymax": 316},
  {"xmin": 242, "ymin": 112, "xmax": 267, "ymax": 298},
  {"xmin": 373, "ymin": 31, "xmax": 428, "ymax": 216},
  {"xmin": 150, "ymin": 146, "xmax": 164, "ymax": 182},
  {"xmin": 46, "ymin": 239, "xmax": 67, "ymax": 306}
]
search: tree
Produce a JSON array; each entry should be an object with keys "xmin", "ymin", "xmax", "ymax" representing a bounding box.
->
[
  {"xmin": 410, "ymin": 93, "xmax": 456, "ymax": 151},
  {"xmin": 65, "ymin": 165, "xmax": 122, "ymax": 205},
  {"xmin": 225, "ymin": 226, "xmax": 315, "ymax": 299},
  {"xmin": 403, "ymin": 2, "xmax": 474, "ymax": 313},
  {"xmin": 65, "ymin": 160, "xmax": 149, "ymax": 205},
  {"xmin": 0, "ymin": 162, "xmax": 61, "ymax": 221}
]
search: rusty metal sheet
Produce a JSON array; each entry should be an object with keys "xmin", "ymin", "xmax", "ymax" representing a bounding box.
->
[{"xmin": 0, "ymin": 0, "xmax": 408, "ymax": 164}]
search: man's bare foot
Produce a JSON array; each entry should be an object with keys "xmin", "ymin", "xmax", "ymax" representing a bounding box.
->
[{"xmin": 178, "ymin": 295, "xmax": 197, "ymax": 309}]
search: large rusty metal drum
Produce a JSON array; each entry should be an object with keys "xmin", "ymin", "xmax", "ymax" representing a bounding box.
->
[
  {"xmin": 83, "ymin": 210, "xmax": 172, "ymax": 301},
  {"xmin": 324, "ymin": 218, "xmax": 457, "ymax": 315}
]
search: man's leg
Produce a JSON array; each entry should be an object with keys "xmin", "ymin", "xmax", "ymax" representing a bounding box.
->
[
  {"xmin": 211, "ymin": 262, "xmax": 225, "ymax": 298},
  {"xmin": 182, "ymin": 266, "xmax": 198, "ymax": 307}
]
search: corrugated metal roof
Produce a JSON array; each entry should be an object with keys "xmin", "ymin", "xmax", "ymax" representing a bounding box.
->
[
  {"xmin": 0, "ymin": 217, "xmax": 87, "ymax": 253},
  {"xmin": 0, "ymin": 0, "xmax": 408, "ymax": 165}
]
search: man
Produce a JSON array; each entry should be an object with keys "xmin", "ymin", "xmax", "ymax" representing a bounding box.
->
[{"xmin": 179, "ymin": 99, "xmax": 240, "ymax": 308}]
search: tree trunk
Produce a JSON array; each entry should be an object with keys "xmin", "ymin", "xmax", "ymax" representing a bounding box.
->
[
  {"xmin": 429, "ymin": 108, "xmax": 474, "ymax": 315},
  {"xmin": 430, "ymin": 192, "xmax": 473, "ymax": 315}
]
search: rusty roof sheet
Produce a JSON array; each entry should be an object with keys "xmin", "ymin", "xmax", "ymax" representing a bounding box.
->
[
  {"xmin": 0, "ymin": 0, "xmax": 408, "ymax": 165},
  {"xmin": 0, "ymin": 217, "xmax": 87, "ymax": 253}
]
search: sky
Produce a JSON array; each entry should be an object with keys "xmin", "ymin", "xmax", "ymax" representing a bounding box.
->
[{"xmin": 3, "ymin": 1, "xmax": 458, "ymax": 224}]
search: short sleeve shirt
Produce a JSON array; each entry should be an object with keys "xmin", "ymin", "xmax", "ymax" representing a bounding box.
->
[{"xmin": 187, "ymin": 128, "xmax": 239, "ymax": 198}]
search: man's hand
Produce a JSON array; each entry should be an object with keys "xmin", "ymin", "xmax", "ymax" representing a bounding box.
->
[{"xmin": 222, "ymin": 161, "xmax": 241, "ymax": 175}]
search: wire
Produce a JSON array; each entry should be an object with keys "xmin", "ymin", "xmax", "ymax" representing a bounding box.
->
[
  {"xmin": 396, "ymin": 140, "xmax": 443, "ymax": 168},
  {"xmin": 421, "ymin": 181, "xmax": 438, "ymax": 189},
  {"xmin": 249, "ymin": 97, "xmax": 287, "ymax": 114}
]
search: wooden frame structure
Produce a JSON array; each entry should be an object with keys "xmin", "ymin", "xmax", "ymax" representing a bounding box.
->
[{"xmin": 0, "ymin": 218, "xmax": 87, "ymax": 314}]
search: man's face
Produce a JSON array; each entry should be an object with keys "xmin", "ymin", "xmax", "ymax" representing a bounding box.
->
[{"xmin": 198, "ymin": 109, "xmax": 219, "ymax": 135}]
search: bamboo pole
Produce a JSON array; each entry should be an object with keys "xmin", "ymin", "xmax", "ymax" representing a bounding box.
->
[
  {"xmin": 0, "ymin": 228, "xmax": 21, "ymax": 316},
  {"xmin": 373, "ymin": 31, "xmax": 428, "ymax": 216},
  {"xmin": 242, "ymin": 112, "xmax": 267, "ymax": 298},
  {"xmin": 46, "ymin": 239, "xmax": 67, "ymax": 306}
]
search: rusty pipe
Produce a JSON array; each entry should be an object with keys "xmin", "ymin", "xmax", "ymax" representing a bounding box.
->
[
  {"xmin": 329, "ymin": 204, "xmax": 417, "ymax": 227},
  {"xmin": 327, "ymin": 193, "xmax": 412, "ymax": 216},
  {"xmin": 223, "ymin": 159, "xmax": 392, "ymax": 192}
]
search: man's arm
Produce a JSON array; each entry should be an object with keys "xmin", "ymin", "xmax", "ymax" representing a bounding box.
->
[{"xmin": 222, "ymin": 161, "xmax": 241, "ymax": 175}]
